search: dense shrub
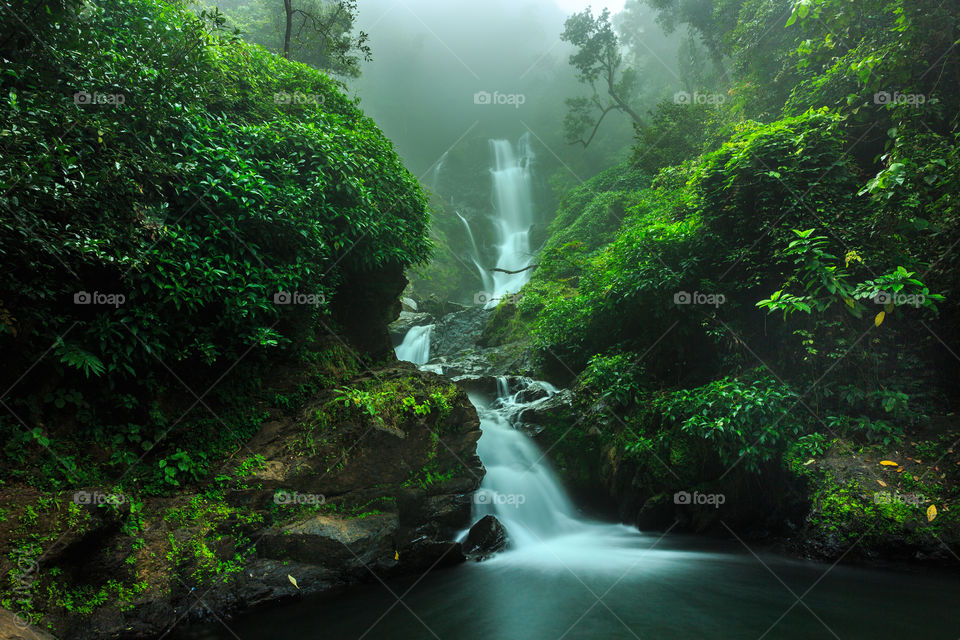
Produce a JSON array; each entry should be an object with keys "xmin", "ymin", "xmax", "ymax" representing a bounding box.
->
[{"xmin": 0, "ymin": 0, "xmax": 429, "ymax": 487}]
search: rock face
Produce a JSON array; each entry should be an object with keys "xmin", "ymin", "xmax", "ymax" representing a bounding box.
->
[
  {"xmin": 461, "ymin": 515, "xmax": 507, "ymax": 559},
  {"xmin": 389, "ymin": 311, "xmax": 434, "ymax": 343},
  {"xmin": 0, "ymin": 365, "xmax": 483, "ymax": 640},
  {"xmin": 0, "ymin": 607, "xmax": 57, "ymax": 640}
]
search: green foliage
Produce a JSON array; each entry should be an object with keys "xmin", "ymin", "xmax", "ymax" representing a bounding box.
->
[
  {"xmin": 0, "ymin": 0, "xmax": 429, "ymax": 486},
  {"xmin": 649, "ymin": 370, "xmax": 808, "ymax": 472}
]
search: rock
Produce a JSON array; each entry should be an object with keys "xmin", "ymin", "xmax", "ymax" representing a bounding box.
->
[
  {"xmin": 258, "ymin": 512, "xmax": 400, "ymax": 570},
  {"xmin": 388, "ymin": 311, "xmax": 433, "ymax": 343},
  {"xmin": 518, "ymin": 389, "xmax": 575, "ymax": 428},
  {"xmin": 461, "ymin": 515, "xmax": 507, "ymax": 559},
  {"xmin": 0, "ymin": 607, "xmax": 57, "ymax": 640},
  {"xmin": 332, "ymin": 264, "xmax": 408, "ymax": 360},
  {"xmin": 401, "ymin": 296, "xmax": 418, "ymax": 312}
]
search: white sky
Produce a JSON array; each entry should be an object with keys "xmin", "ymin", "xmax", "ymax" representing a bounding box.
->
[{"xmin": 552, "ymin": 0, "xmax": 626, "ymax": 14}]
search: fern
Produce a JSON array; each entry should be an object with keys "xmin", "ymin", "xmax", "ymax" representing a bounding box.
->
[{"xmin": 55, "ymin": 339, "xmax": 105, "ymax": 378}]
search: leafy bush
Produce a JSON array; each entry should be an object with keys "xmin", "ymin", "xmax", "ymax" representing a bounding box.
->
[{"xmin": 0, "ymin": 0, "xmax": 429, "ymax": 486}]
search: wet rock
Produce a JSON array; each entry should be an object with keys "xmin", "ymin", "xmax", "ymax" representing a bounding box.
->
[
  {"xmin": 431, "ymin": 308, "xmax": 492, "ymax": 358},
  {"xmin": 401, "ymin": 297, "xmax": 418, "ymax": 312},
  {"xmin": 258, "ymin": 513, "xmax": 400, "ymax": 570},
  {"xmin": 462, "ymin": 515, "xmax": 507, "ymax": 559},
  {"xmin": 518, "ymin": 389, "xmax": 575, "ymax": 428},
  {"xmin": 389, "ymin": 311, "xmax": 434, "ymax": 343},
  {"xmin": 0, "ymin": 607, "xmax": 57, "ymax": 639}
]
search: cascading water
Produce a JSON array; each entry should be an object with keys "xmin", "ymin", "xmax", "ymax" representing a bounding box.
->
[
  {"xmin": 394, "ymin": 324, "xmax": 433, "ymax": 365},
  {"xmin": 469, "ymin": 378, "xmax": 583, "ymax": 548},
  {"xmin": 487, "ymin": 134, "xmax": 537, "ymax": 302},
  {"xmin": 456, "ymin": 211, "xmax": 494, "ymax": 294},
  {"xmin": 451, "ymin": 134, "xmax": 537, "ymax": 307}
]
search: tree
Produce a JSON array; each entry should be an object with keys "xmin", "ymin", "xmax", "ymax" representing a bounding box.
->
[
  {"xmin": 224, "ymin": 0, "xmax": 371, "ymax": 77},
  {"xmin": 281, "ymin": 0, "xmax": 370, "ymax": 75},
  {"xmin": 561, "ymin": 8, "xmax": 645, "ymax": 148}
]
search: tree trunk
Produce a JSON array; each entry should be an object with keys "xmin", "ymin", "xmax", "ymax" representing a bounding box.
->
[{"xmin": 283, "ymin": 0, "xmax": 293, "ymax": 59}]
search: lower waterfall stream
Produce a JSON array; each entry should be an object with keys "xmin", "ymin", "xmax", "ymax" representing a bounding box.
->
[{"xmin": 175, "ymin": 348, "xmax": 960, "ymax": 639}]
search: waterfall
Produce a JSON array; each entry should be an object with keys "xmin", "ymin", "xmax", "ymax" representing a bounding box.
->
[
  {"xmin": 429, "ymin": 151, "xmax": 448, "ymax": 189},
  {"xmin": 456, "ymin": 211, "xmax": 494, "ymax": 294},
  {"xmin": 487, "ymin": 133, "xmax": 536, "ymax": 304},
  {"xmin": 468, "ymin": 378, "xmax": 585, "ymax": 548},
  {"xmin": 395, "ymin": 325, "xmax": 433, "ymax": 365}
]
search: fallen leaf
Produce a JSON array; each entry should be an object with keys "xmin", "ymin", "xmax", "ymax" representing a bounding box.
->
[
  {"xmin": 288, "ymin": 575, "xmax": 300, "ymax": 590},
  {"xmin": 927, "ymin": 505, "xmax": 938, "ymax": 522},
  {"xmin": 877, "ymin": 480, "xmax": 887, "ymax": 487},
  {"xmin": 897, "ymin": 467, "xmax": 905, "ymax": 473},
  {"xmin": 879, "ymin": 460, "xmax": 899, "ymax": 466},
  {"xmin": 875, "ymin": 311, "xmax": 885, "ymax": 327},
  {"xmin": 803, "ymin": 458, "xmax": 815, "ymax": 466},
  {"xmin": 394, "ymin": 550, "xmax": 399, "ymax": 561}
]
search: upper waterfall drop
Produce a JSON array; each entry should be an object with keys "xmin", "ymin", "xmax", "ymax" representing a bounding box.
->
[
  {"xmin": 487, "ymin": 133, "xmax": 537, "ymax": 304},
  {"xmin": 395, "ymin": 324, "xmax": 433, "ymax": 365}
]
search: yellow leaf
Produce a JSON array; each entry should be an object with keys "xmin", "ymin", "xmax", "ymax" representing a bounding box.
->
[
  {"xmin": 879, "ymin": 460, "xmax": 899, "ymax": 466},
  {"xmin": 394, "ymin": 550, "xmax": 399, "ymax": 561},
  {"xmin": 874, "ymin": 311, "xmax": 885, "ymax": 327},
  {"xmin": 884, "ymin": 302, "xmax": 895, "ymax": 314},
  {"xmin": 288, "ymin": 574, "xmax": 300, "ymax": 590},
  {"xmin": 877, "ymin": 479, "xmax": 887, "ymax": 487},
  {"xmin": 844, "ymin": 297, "xmax": 855, "ymax": 308},
  {"xmin": 803, "ymin": 458, "xmax": 815, "ymax": 466},
  {"xmin": 927, "ymin": 505, "xmax": 938, "ymax": 522}
]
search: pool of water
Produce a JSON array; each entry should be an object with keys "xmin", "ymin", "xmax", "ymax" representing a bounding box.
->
[{"xmin": 173, "ymin": 527, "xmax": 960, "ymax": 640}]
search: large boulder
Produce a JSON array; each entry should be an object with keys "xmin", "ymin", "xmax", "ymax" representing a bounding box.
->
[{"xmin": 461, "ymin": 515, "xmax": 508, "ymax": 559}]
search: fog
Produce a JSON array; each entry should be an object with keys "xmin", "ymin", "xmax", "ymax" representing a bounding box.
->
[{"xmin": 347, "ymin": 0, "xmax": 678, "ymax": 177}]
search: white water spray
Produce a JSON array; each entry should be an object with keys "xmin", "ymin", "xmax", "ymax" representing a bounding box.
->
[
  {"xmin": 395, "ymin": 324, "xmax": 433, "ymax": 365},
  {"xmin": 487, "ymin": 134, "xmax": 537, "ymax": 303},
  {"xmin": 470, "ymin": 379, "xmax": 582, "ymax": 548}
]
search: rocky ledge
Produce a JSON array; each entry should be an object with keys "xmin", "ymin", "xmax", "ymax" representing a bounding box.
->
[{"xmin": 0, "ymin": 365, "xmax": 483, "ymax": 640}]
